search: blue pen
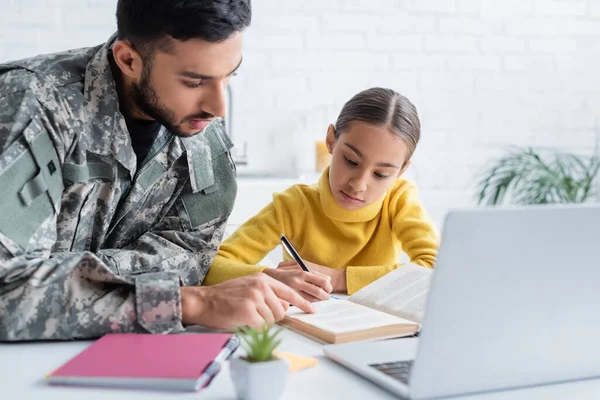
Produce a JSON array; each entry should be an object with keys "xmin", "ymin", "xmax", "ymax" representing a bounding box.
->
[{"xmin": 280, "ymin": 234, "xmax": 339, "ymax": 300}]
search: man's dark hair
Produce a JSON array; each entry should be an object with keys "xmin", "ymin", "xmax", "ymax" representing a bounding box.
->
[{"xmin": 116, "ymin": 0, "xmax": 252, "ymax": 56}]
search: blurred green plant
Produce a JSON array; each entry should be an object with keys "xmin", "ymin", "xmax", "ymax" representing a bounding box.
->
[
  {"xmin": 236, "ymin": 325, "xmax": 283, "ymax": 363},
  {"xmin": 476, "ymin": 146, "xmax": 600, "ymax": 206}
]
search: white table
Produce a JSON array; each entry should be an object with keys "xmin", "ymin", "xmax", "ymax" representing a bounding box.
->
[{"xmin": 3, "ymin": 328, "xmax": 600, "ymax": 400}]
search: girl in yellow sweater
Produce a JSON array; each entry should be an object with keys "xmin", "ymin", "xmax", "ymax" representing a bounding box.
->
[{"xmin": 205, "ymin": 87, "xmax": 439, "ymax": 300}]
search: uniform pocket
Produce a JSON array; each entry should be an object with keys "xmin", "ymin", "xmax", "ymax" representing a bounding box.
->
[
  {"xmin": 179, "ymin": 121, "xmax": 238, "ymax": 229},
  {"xmin": 0, "ymin": 120, "xmax": 63, "ymax": 250},
  {"xmin": 180, "ymin": 151, "xmax": 237, "ymax": 229}
]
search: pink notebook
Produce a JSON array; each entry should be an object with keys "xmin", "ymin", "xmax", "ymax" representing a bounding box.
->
[{"xmin": 46, "ymin": 333, "xmax": 239, "ymax": 391}]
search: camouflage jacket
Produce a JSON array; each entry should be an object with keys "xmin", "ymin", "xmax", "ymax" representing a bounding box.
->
[{"xmin": 0, "ymin": 35, "xmax": 238, "ymax": 341}]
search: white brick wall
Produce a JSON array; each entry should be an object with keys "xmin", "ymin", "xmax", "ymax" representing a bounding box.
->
[{"xmin": 1, "ymin": 0, "xmax": 600, "ymax": 230}]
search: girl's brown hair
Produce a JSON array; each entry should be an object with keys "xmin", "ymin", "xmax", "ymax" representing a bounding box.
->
[{"xmin": 334, "ymin": 87, "xmax": 420, "ymax": 157}]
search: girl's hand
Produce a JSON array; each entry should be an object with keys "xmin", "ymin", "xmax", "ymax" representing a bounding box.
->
[
  {"xmin": 263, "ymin": 266, "xmax": 333, "ymax": 303},
  {"xmin": 277, "ymin": 260, "xmax": 347, "ymax": 293}
]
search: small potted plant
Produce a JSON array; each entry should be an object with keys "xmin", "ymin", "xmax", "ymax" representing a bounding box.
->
[
  {"xmin": 475, "ymin": 146, "xmax": 600, "ymax": 205},
  {"xmin": 229, "ymin": 325, "xmax": 289, "ymax": 400}
]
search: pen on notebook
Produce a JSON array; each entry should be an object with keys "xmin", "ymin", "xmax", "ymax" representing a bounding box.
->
[{"xmin": 280, "ymin": 234, "xmax": 339, "ymax": 300}]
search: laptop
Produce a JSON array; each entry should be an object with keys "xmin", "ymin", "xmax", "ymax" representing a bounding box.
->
[{"xmin": 324, "ymin": 204, "xmax": 600, "ymax": 399}]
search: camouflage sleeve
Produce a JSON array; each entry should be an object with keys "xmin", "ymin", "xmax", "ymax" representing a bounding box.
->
[
  {"xmin": 98, "ymin": 205, "xmax": 228, "ymax": 288},
  {"xmin": 0, "ymin": 245, "xmax": 184, "ymax": 341},
  {"xmin": 0, "ymin": 78, "xmax": 184, "ymax": 341}
]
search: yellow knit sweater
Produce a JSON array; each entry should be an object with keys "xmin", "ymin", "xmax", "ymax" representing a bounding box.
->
[{"xmin": 204, "ymin": 168, "xmax": 439, "ymax": 294}]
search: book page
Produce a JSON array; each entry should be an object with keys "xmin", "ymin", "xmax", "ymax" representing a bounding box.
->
[
  {"xmin": 348, "ymin": 263, "xmax": 432, "ymax": 323},
  {"xmin": 284, "ymin": 299, "xmax": 415, "ymax": 334}
]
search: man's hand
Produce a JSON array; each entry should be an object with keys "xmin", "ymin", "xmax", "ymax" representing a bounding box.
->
[
  {"xmin": 277, "ymin": 260, "xmax": 347, "ymax": 293},
  {"xmin": 263, "ymin": 267, "xmax": 333, "ymax": 302},
  {"xmin": 180, "ymin": 273, "xmax": 315, "ymax": 330}
]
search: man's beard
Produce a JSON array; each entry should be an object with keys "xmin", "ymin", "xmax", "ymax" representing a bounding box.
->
[{"xmin": 132, "ymin": 65, "xmax": 212, "ymax": 137}]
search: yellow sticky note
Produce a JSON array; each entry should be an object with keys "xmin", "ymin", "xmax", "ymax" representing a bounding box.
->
[{"xmin": 273, "ymin": 350, "xmax": 318, "ymax": 373}]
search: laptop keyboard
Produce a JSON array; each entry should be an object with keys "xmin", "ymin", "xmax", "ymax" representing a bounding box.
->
[{"xmin": 369, "ymin": 360, "xmax": 413, "ymax": 385}]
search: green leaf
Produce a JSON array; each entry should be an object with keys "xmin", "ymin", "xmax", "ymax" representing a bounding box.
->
[
  {"xmin": 235, "ymin": 325, "xmax": 284, "ymax": 363},
  {"xmin": 475, "ymin": 146, "xmax": 600, "ymax": 206}
]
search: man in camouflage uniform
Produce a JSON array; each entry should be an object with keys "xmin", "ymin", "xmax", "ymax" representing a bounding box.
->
[{"xmin": 0, "ymin": 0, "xmax": 314, "ymax": 341}]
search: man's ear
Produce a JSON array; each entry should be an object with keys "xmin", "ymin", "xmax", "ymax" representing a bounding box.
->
[
  {"xmin": 112, "ymin": 40, "xmax": 144, "ymax": 80},
  {"xmin": 326, "ymin": 124, "xmax": 336, "ymax": 154}
]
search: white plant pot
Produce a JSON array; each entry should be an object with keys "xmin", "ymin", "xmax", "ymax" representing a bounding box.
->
[{"xmin": 229, "ymin": 356, "xmax": 289, "ymax": 400}]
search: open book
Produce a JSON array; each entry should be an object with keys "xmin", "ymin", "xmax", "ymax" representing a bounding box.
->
[{"xmin": 281, "ymin": 264, "xmax": 432, "ymax": 344}]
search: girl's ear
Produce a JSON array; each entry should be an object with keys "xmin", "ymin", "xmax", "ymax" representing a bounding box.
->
[
  {"xmin": 398, "ymin": 159, "xmax": 412, "ymax": 177},
  {"xmin": 326, "ymin": 124, "xmax": 336, "ymax": 154}
]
